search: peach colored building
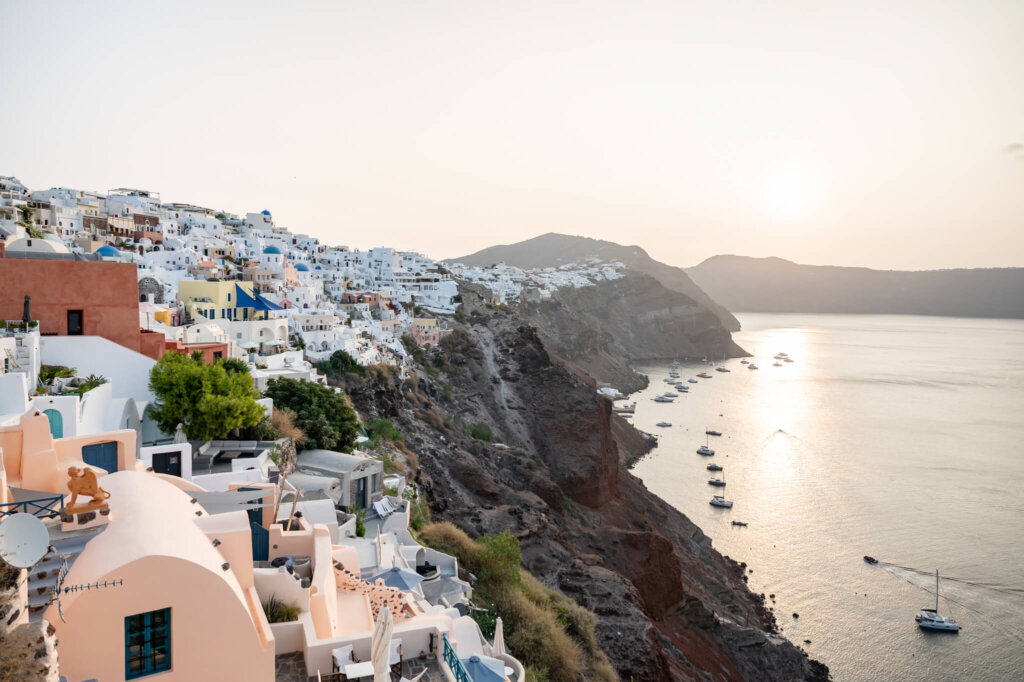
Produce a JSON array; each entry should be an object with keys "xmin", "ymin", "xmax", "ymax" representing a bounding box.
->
[
  {"xmin": 44, "ymin": 472, "xmax": 275, "ymax": 682},
  {"xmin": 0, "ymin": 254, "xmax": 163, "ymax": 359},
  {"xmin": 410, "ymin": 318, "xmax": 440, "ymax": 348}
]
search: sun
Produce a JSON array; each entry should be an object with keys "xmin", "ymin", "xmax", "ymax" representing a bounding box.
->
[{"xmin": 759, "ymin": 165, "xmax": 820, "ymax": 220}]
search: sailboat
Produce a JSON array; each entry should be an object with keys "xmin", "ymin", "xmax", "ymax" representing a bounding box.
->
[
  {"xmin": 708, "ymin": 469, "xmax": 726, "ymax": 487},
  {"xmin": 915, "ymin": 570, "xmax": 961, "ymax": 632},
  {"xmin": 697, "ymin": 432, "xmax": 715, "ymax": 456}
]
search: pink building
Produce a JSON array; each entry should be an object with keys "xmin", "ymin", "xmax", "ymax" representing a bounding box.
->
[{"xmin": 409, "ymin": 318, "xmax": 440, "ymax": 348}]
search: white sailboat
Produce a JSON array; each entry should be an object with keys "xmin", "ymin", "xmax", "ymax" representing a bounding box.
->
[{"xmin": 915, "ymin": 570, "xmax": 961, "ymax": 632}]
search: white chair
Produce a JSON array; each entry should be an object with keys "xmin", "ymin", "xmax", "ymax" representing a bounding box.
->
[{"xmin": 331, "ymin": 644, "xmax": 354, "ymax": 672}]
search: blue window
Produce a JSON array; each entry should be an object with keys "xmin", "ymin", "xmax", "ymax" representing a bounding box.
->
[{"xmin": 125, "ymin": 608, "xmax": 171, "ymax": 678}]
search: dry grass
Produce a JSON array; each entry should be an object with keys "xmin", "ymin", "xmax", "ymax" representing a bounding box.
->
[{"xmin": 271, "ymin": 407, "xmax": 305, "ymax": 446}]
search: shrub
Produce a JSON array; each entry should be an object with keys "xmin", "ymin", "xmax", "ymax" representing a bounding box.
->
[
  {"xmin": 369, "ymin": 418, "xmax": 404, "ymax": 445},
  {"xmin": 354, "ymin": 507, "xmax": 366, "ymax": 537},
  {"xmin": 262, "ymin": 595, "xmax": 300, "ymax": 623},
  {"xmin": 264, "ymin": 378, "xmax": 359, "ymax": 451},
  {"xmin": 39, "ymin": 364, "xmax": 75, "ymax": 384},
  {"xmin": 468, "ymin": 422, "xmax": 492, "ymax": 442},
  {"xmin": 315, "ymin": 349, "xmax": 365, "ymax": 378}
]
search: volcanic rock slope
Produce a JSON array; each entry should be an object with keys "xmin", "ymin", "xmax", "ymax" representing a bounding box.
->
[{"xmin": 347, "ymin": 290, "xmax": 827, "ymax": 681}]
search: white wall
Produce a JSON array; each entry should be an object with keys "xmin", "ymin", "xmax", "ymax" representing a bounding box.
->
[{"xmin": 40, "ymin": 336, "xmax": 156, "ymax": 403}]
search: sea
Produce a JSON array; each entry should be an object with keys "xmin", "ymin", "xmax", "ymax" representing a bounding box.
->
[{"xmin": 629, "ymin": 314, "xmax": 1024, "ymax": 682}]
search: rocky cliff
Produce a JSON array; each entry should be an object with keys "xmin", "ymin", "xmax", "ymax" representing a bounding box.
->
[
  {"xmin": 521, "ymin": 273, "xmax": 746, "ymax": 392},
  {"xmin": 452, "ymin": 232, "xmax": 742, "ymax": 331},
  {"xmin": 345, "ymin": 289, "xmax": 827, "ymax": 681}
]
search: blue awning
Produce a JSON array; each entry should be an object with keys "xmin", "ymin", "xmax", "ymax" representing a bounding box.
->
[{"xmin": 234, "ymin": 284, "xmax": 283, "ymax": 312}]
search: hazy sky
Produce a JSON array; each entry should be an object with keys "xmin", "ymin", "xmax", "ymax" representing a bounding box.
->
[{"xmin": 2, "ymin": 0, "xmax": 1021, "ymax": 270}]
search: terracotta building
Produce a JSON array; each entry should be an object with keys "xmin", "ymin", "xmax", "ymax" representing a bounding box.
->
[{"xmin": 0, "ymin": 253, "xmax": 164, "ymax": 359}]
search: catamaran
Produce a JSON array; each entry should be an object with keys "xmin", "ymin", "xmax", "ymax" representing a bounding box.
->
[
  {"xmin": 697, "ymin": 434, "xmax": 715, "ymax": 456},
  {"xmin": 709, "ymin": 495, "xmax": 733, "ymax": 508},
  {"xmin": 915, "ymin": 570, "xmax": 961, "ymax": 632}
]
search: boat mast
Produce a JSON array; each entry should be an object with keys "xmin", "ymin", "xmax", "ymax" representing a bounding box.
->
[{"xmin": 935, "ymin": 569, "xmax": 939, "ymax": 612}]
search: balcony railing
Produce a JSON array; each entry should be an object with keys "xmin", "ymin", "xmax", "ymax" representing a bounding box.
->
[
  {"xmin": 0, "ymin": 494, "xmax": 64, "ymax": 519},
  {"xmin": 442, "ymin": 633, "xmax": 471, "ymax": 682}
]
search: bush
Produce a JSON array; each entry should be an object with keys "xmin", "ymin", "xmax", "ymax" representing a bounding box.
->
[
  {"xmin": 354, "ymin": 507, "xmax": 366, "ymax": 537},
  {"xmin": 262, "ymin": 595, "xmax": 300, "ymax": 623},
  {"xmin": 315, "ymin": 349, "xmax": 366, "ymax": 378},
  {"xmin": 468, "ymin": 422, "xmax": 492, "ymax": 442},
  {"xmin": 368, "ymin": 418, "xmax": 404, "ymax": 445},
  {"xmin": 264, "ymin": 378, "xmax": 359, "ymax": 451},
  {"xmin": 39, "ymin": 364, "xmax": 75, "ymax": 384}
]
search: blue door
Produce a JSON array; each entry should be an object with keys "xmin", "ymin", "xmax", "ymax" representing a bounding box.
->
[
  {"xmin": 82, "ymin": 441, "xmax": 118, "ymax": 473},
  {"xmin": 43, "ymin": 409, "xmax": 63, "ymax": 439},
  {"xmin": 250, "ymin": 522, "xmax": 269, "ymax": 562}
]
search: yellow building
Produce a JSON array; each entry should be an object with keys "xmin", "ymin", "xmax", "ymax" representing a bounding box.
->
[{"xmin": 178, "ymin": 281, "xmax": 282, "ymax": 322}]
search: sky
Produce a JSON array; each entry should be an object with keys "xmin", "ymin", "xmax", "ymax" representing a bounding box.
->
[{"xmin": 1, "ymin": 0, "xmax": 1021, "ymax": 270}]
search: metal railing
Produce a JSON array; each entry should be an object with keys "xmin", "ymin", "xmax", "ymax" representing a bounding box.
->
[
  {"xmin": 442, "ymin": 633, "xmax": 472, "ymax": 682},
  {"xmin": 0, "ymin": 494, "xmax": 64, "ymax": 519}
]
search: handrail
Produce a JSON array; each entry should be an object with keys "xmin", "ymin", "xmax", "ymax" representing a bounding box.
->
[
  {"xmin": 0, "ymin": 494, "xmax": 65, "ymax": 519},
  {"xmin": 442, "ymin": 633, "xmax": 472, "ymax": 682}
]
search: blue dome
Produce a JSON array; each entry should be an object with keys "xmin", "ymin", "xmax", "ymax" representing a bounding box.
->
[
  {"xmin": 294, "ymin": 262, "xmax": 310, "ymax": 271},
  {"xmin": 263, "ymin": 245, "xmax": 282, "ymax": 255},
  {"xmin": 96, "ymin": 245, "xmax": 120, "ymax": 257},
  {"xmin": 261, "ymin": 209, "xmax": 271, "ymax": 216},
  {"xmin": 315, "ymin": 265, "xmax": 322, "ymax": 270}
]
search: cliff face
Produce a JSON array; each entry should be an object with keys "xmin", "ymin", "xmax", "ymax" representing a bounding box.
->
[
  {"xmin": 521, "ymin": 273, "xmax": 746, "ymax": 392},
  {"xmin": 346, "ymin": 290, "xmax": 827, "ymax": 681},
  {"xmin": 452, "ymin": 232, "xmax": 742, "ymax": 331},
  {"xmin": 687, "ymin": 255, "xmax": 1024, "ymax": 318}
]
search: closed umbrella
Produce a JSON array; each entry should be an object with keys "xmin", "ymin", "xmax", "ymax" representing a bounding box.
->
[
  {"xmin": 459, "ymin": 655, "xmax": 506, "ymax": 682},
  {"xmin": 368, "ymin": 566, "xmax": 424, "ymax": 591},
  {"xmin": 371, "ymin": 602, "xmax": 394, "ymax": 682},
  {"xmin": 173, "ymin": 423, "xmax": 187, "ymax": 444},
  {"xmin": 492, "ymin": 617, "xmax": 506, "ymax": 657}
]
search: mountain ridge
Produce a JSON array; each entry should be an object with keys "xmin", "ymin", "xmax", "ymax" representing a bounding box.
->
[{"xmin": 686, "ymin": 255, "xmax": 1024, "ymax": 318}]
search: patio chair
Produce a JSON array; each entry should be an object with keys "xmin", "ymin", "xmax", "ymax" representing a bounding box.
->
[
  {"xmin": 331, "ymin": 644, "xmax": 354, "ymax": 673},
  {"xmin": 398, "ymin": 670, "xmax": 426, "ymax": 682}
]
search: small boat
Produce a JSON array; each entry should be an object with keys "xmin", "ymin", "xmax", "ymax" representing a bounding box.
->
[
  {"xmin": 773, "ymin": 362, "xmax": 782, "ymax": 367},
  {"xmin": 748, "ymin": 364, "xmax": 759, "ymax": 370},
  {"xmin": 653, "ymin": 396, "xmax": 674, "ymax": 403},
  {"xmin": 688, "ymin": 378, "xmax": 698, "ymax": 384},
  {"xmin": 663, "ymin": 392, "xmax": 678, "ymax": 398},
  {"xmin": 740, "ymin": 359, "xmax": 750, "ymax": 364},
  {"xmin": 697, "ymin": 445, "xmax": 715, "ymax": 456},
  {"xmin": 656, "ymin": 422, "xmax": 672, "ymax": 428},
  {"xmin": 915, "ymin": 570, "xmax": 961, "ymax": 632},
  {"xmin": 697, "ymin": 372, "xmax": 712, "ymax": 379},
  {"xmin": 784, "ymin": 357, "xmax": 793, "ymax": 363},
  {"xmin": 612, "ymin": 403, "xmax": 636, "ymax": 414},
  {"xmin": 707, "ymin": 463, "xmax": 722, "ymax": 471},
  {"xmin": 668, "ymin": 371, "xmax": 680, "ymax": 378},
  {"xmin": 706, "ymin": 429, "xmax": 722, "ymax": 436},
  {"xmin": 708, "ymin": 478, "xmax": 726, "ymax": 487},
  {"xmin": 710, "ymin": 495, "xmax": 733, "ymax": 508},
  {"xmin": 716, "ymin": 367, "xmax": 730, "ymax": 372},
  {"xmin": 863, "ymin": 556, "xmax": 878, "ymax": 565},
  {"xmin": 731, "ymin": 521, "xmax": 748, "ymax": 527}
]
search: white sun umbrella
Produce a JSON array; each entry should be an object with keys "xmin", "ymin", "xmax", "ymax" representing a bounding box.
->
[
  {"xmin": 492, "ymin": 617, "xmax": 506, "ymax": 657},
  {"xmin": 375, "ymin": 526, "xmax": 384, "ymax": 567},
  {"xmin": 371, "ymin": 603, "xmax": 394, "ymax": 682},
  {"xmin": 173, "ymin": 423, "xmax": 187, "ymax": 444}
]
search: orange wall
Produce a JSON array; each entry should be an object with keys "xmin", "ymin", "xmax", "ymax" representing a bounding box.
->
[
  {"xmin": 164, "ymin": 340, "xmax": 230, "ymax": 364},
  {"xmin": 0, "ymin": 258, "xmax": 149, "ymax": 355}
]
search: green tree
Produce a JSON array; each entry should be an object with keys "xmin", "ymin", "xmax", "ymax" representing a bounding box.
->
[
  {"xmin": 315, "ymin": 349, "xmax": 365, "ymax": 377},
  {"xmin": 16, "ymin": 204, "xmax": 43, "ymax": 239},
  {"xmin": 219, "ymin": 357, "xmax": 250, "ymax": 375},
  {"xmin": 264, "ymin": 378, "xmax": 360, "ymax": 451},
  {"xmin": 148, "ymin": 351, "xmax": 263, "ymax": 440}
]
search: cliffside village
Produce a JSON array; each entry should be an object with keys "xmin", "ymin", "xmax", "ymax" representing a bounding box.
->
[{"xmin": 0, "ymin": 176, "xmax": 532, "ymax": 682}]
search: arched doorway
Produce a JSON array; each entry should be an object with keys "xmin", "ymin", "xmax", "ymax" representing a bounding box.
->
[{"xmin": 43, "ymin": 409, "xmax": 63, "ymax": 439}]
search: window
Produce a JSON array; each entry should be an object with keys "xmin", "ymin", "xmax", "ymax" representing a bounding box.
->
[{"xmin": 125, "ymin": 608, "xmax": 171, "ymax": 678}]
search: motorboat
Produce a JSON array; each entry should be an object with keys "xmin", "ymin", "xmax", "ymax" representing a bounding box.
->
[
  {"xmin": 663, "ymin": 392, "xmax": 678, "ymax": 398},
  {"xmin": 731, "ymin": 521, "xmax": 748, "ymax": 527},
  {"xmin": 668, "ymin": 371, "xmax": 680, "ymax": 378},
  {"xmin": 708, "ymin": 478, "xmax": 726, "ymax": 487},
  {"xmin": 716, "ymin": 367, "xmax": 730, "ymax": 372},
  {"xmin": 773, "ymin": 362, "xmax": 782, "ymax": 367},
  {"xmin": 740, "ymin": 359, "xmax": 749, "ymax": 364},
  {"xmin": 653, "ymin": 396, "xmax": 674, "ymax": 403},
  {"xmin": 697, "ymin": 372, "xmax": 712, "ymax": 379},
  {"xmin": 706, "ymin": 429, "xmax": 722, "ymax": 436},
  {"xmin": 709, "ymin": 496, "xmax": 733, "ymax": 508},
  {"xmin": 863, "ymin": 556, "xmax": 878, "ymax": 565},
  {"xmin": 748, "ymin": 364, "xmax": 759, "ymax": 370},
  {"xmin": 688, "ymin": 378, "xmax": 698, "ymax": 384},
  {"xmin": 707, "ymin": 463, "xmax": 723, "ymax": 471},
  {"xmin": 612, "ymin": 403, "xmax": 636, "ymax": 414},
  {"xmin": 915, "ymin": 570, "xmax": 961, "ymax": 632},
  {"xmin": 656, "ymin": 422, "xmax": 672, "ymax": 428},
  {"xmin": 784, "ymin": 357, "xmax": 793, "ymax": 363},
  {"xmin": 697, "ymin": 445, "xmax": 715, "ymax": 456}
]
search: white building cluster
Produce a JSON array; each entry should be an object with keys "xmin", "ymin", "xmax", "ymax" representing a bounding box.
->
[
  {"xmin": 449, "ymin": 258, "xmax": 625, "ymax": 303},
  {"xmin": 1, "ymin": 175, "xmax": 460, "ymax": 370}
]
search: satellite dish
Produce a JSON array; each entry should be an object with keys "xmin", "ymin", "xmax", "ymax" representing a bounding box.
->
[{"xmin": 0, "ymin": 513, "xmax": 50, "ymax": 569}]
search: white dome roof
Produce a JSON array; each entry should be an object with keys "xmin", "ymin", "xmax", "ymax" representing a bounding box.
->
[{"xmin": 5, "ymin": 236, "xmax": 70, "ymax": 254}]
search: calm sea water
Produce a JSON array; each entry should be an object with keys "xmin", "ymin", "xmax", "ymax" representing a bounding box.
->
[{"xmin": 630, "ymin": 314, "xmax": 1024, "ymax": 681}]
